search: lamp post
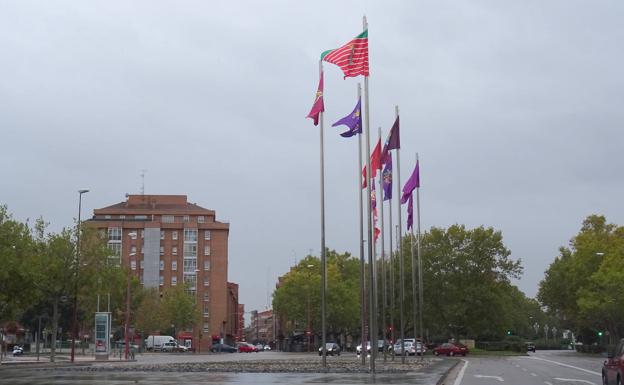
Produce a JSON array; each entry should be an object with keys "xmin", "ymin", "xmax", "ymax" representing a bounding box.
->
[
  {"xmin": 125, "ymin": 245, "xmax": 136, "ymax": 361},
  {"xmin": 71, "ymin": 188, "xmax": 89, "ymax": 363}
]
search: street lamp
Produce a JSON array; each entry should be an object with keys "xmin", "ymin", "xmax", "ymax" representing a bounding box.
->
[
  {"xmin": 124, "ymin": 248, "xmax": 136, "ymax": 361},
  {"xmin": 71, "ymin": 188, "xmax": 89, "ymax": 363},
  {"xmin": 305, "ymin": 264, "xmax": 314, "ymax": 353}
]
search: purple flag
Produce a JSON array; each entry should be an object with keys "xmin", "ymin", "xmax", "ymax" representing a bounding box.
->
[
  {"xmin": 407, "ymin": 193, "xmax": 413, "ymax": 230},
  {"xmin": 381, "ymin": 116, "xmax": 400, "ymax": 164},
  {"xmin": 382, "ymin": 156, "xmax": 392, "ymax": 201},
  {"xmin": 332, "ymin": 98, "xmax": 362, "ymax": 137},
  {"xmin": 401, "ymin": 160, "xmax": 420, "ymax": 204}
]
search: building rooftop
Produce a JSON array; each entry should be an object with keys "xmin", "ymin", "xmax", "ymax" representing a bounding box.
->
[{"xmin": 94, "ymin": 194, "xmax": 215, "ymax": 215}]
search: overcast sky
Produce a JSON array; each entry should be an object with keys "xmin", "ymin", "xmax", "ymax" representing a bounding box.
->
[{"xmin": 1, "ymin": 1, "xmax": 623, "ymax": 321}]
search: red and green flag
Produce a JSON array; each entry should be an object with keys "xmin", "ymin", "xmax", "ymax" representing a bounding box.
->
[
  {"xmin": 306, "ymin": 71, "xmax": 324, "ymax": 126},
  {"xmin": 321, "ymin": 30, "xmax": 369, "ymax": 78}
]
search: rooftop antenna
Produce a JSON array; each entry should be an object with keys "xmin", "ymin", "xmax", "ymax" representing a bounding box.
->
[{"xmin": 140, "ymin": 169, "xmax": 147, "ymax": 195}]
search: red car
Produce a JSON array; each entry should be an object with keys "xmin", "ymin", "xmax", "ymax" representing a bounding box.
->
[
  {"xmin": 603, "ymin": 338, "xmax": 624, "ymax": 385},
  {"xmin": 238, "ymin": 343, "xmax": 258, "ymax": 353},
  {"xmin": 433, "ymin": 342, "xmax": 469, "ymax": 356}
]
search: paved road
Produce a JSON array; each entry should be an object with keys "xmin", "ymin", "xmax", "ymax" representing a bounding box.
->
[{"xmin": 451, "ymin": 350, "xmax": 604, "ymax": 385}]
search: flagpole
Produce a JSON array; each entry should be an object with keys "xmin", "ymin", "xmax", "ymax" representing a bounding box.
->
[
  {"xmin": 318, "ymin": 59, "xmax": 327, "ymax": 369},
  {"xmin": 395, "ymin": 105, "xmax": 405, "ymax": 364},
  {"xmin": 363, "ymin": 15, "xmax": 376, "ymax": 373},
  {"xmin": 378, "ymin": 126, "xmax": 387, "ymax": 362},
  {"xmin": 416, "ymin": 153, "xmax": 424, "ymax": 361},
  {"xmin": 410, "ymin": 193, "xmax": 417, "ymax": 358},
  {"xmin": 388, "ymin": 165, "xmax": 395, "ymax": 361},
  {"xmin": 357, "ymin": 83, "xmax": 366, "ymax": 367}
]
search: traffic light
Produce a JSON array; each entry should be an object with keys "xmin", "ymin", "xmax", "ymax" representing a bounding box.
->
[
  {"xmin": 507, "ymin": 330, "xmax": 512, "ymax": 335},
  {"xmin": 598, "ymin": 331, "xmax": 603, "ymax": 337}
]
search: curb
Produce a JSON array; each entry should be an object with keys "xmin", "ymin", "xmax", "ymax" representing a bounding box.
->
[{"xmin": 436, "ymin": 359, "xmax": 461, "ymax": 385}]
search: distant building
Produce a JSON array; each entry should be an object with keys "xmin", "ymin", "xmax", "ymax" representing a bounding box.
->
[
  {"xmin": 88, "ymin": 194, "xmax": 235, "ymax": 351},
  {"xmin": 248, "ymin": 309, "xmax": 274, "ymax": 346},
  {"xmin": 226, "ymin": 282, "xmax": 243, "ymax": 343}
]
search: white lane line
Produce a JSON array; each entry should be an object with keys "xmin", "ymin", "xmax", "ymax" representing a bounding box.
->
[
  {"xmin": 474, "ymin": 374, "xmax": 504, "ymax": 382},
  {"xmin": 526, "ymin": 357, "xmax": 601, "ymax": 376},
  {"xmin": 553, "ymin": 378, "xmax": 596, "ymax": 385},
  {"xmin": 531, "ymin": 373, "xmax": 538, "ymax": 376},
  {"xmin": 453, "ymin": 359, "xmax": 469, "ymax": 385}
]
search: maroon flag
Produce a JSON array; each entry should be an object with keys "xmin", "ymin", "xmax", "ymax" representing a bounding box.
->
[
  {"xmin": 306, "ymin": 72, "xmax": 324, "ymax": 126},
  {"xmin": 321, "ymin": 30, "xmax": 369, "ymax": 78},
  {"xmin": 381, "ymin": 116, "xmax": 400, "ymax": 164}
]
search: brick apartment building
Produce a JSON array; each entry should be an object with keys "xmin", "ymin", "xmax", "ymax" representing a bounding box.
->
[
  {"xmin": 88, "ymin": 194, "xmax": 237, "ymax": 351},
  {"xmin": 248, "ymin": 309, "xmax": 274, "ymax": 346}
]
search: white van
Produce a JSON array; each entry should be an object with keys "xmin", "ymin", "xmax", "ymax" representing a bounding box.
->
[{"xmin": 145, "ymin": 335, "xmax": 175, "ymax": 351}]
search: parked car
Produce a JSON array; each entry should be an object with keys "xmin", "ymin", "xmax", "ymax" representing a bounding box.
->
[
  {"xmin": 255, "ymin": 344, "xmax": 264, "ymax": 351},
  {"xmin": 12, "ymin": 345, "xmax": 24, "ymax": 356},
  {"xmin": 603, "ymin": 338, "xmax": 624, "ymax": 385},
  {"xmin": 161, "ymin": 341, "xmax": 187, "ymax": 352},
  {"xmin": 356, "ymin": 341, "xmax": 371, "ymax": 356},
  {"xmin": 357, "ymin": 340, "xmax": 389, "ymax": 356},
  {"xmin": 318, "ymin": 342, "xmax": 341, "ymax": 356},
  {"xmin": 210, "ymin": 343, "xmax": 237, "ymax": 353},
  {"xmin": 433, "ymin": 342, "xmax": 469, "ymax": 356},
  {"xmin": 393, "ymin": 341, "xmax": 426, "ymax": 356},
  {"xmin": 526, "ymin": 342, "xmax": 536, "ymax": 353},
  {"xmin": 263, "ymin": 345, "xmax": 271, "ymax": 351},
  {"xmin": 392, "ymin": 338, "xmax": 416, "ymax": 355},
  {"xmin": 238, "ymin": 343, "xmax": 258, "ymax": 353}
]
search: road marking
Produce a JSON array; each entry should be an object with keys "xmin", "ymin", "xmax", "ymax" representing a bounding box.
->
[
  {"xmin": 545, "ymin": 382, "xmax": 553, "ymax": 385},
  {"xmin": 453, "ymin": 359, "xmax": 469, "ymax": 385},
  {"xmin": 553, "ymin": 378, "xmax": 596, "ymax": 385},
  {"xmin": 526, "ymin": 357, "xmax": 601, "ymax": 376},
  {"xmin": 474, "ymin": 374, "xmax": 504, "ymax": 381},
  {"xmin": 531, "ymin": 373, "xmax": 538, "ymax": 376}
]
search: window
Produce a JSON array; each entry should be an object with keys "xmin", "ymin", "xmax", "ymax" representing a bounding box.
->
[
  {"xmin": 105, "ymin": 215, "xmax": 111, "ymax": 219},
  {"xmin": 183, "ymin": 259, "xmax": 197, "ymax": 273},
  {"xmin": 130, "ymin": 246, "xmax": 137, "ymax": 255},
  {"xmin": 131, "ymin": 260, "xmax": 136, "ymax": 270},
  {"xmin": 198, "ymin": 216, "xmax": 205, "ymax": 223},
  {"xmin": 203, "ymin": 292, "xmax": 210, "ymax": 302},
  {"xmin": 160, "ymin": 230, "xmax": 165, "ymax": 240},
  {"xmin": 204, "ymin": 260, "xmax": 210, "ymax": 271},
  {"xmin": 204, "ymin": 230, "xmax": 211, "ymax": 240},
  {"xmin": 204, "ymin": 246, "xmax": 210, "ymax": 256},
  {"xmin": 98, "ymin": 229, "xmax": 105, "ymax": 239},
  {"xmin": 159, "ymin": 275, "xmax": 164, "ymax": 286},
  {"xmin": 141, "ymin": 230, "xmax": 144, "ymax": 239},
  {"xmin": 172, "ymin": 246, "xmax": 177, "ymax": 256},
  {"xmin": 203, "ymin": 322, "xmax": 209, "ymax": 332},
  {"xmin": 108, "ymin": 242, "xmax": 121, "ymax": 256},
  {"xmin": 135, "ymin": 215, "xmax": 147, "ymax": 220},
  {"xmin": 172, "ymin": 261, "xmax": 177, "ymax": 271},
  {"xmin": 183, "ymin": 215, "xmax": 190, "ymax": 223},
  {"xmin": 108, "ymin": 227, "xmax": 121, "ymax": 241},
  {"xmin": 140, "ymin": 275, "xmax": 144, "ymax": 285},
  {"xmin": 119, "ymin": 215, "xmax": 125, "ymax": 220},
  {"xmin": 159, "ymin": 260, "xmax": 164, "ymax": 271},
  {"xmin": 140, "ymin": 260, "xmax": 144, "ymax": 269},
  {"xmin": 141, "ymin": 246, "xmax": 144, "ymax": 254},
  {"xmin": 203, "ymin": 303, "xmax": 210, "ymax": 315},
  {"xmin": 184, "ymin": 229, "xmax": 197, "ymax": 242},
  {"xmin": 172, "ymin": 276, "xmax": 177, "ymax": 285},
  {"xmin": 183, "ymin": 274, "xmax": 196, "ymax": 289},
  {"xmin": 183, "ymin": 244, "xmax": 197, "ymax": 258},
  {"xmin": 160, "ymin": 246, "xmax": 164, "ymax": 255},
  {"xmin": 204, "ymin": 276, "xmax": 209, "ymax": 286},
  {"xmin": 162, "ymin": 215, "xmax": 174, "ymax": 223},
  {"xmin": 172, "ymin": 231, "xmax": 178, "ymax": 240}
]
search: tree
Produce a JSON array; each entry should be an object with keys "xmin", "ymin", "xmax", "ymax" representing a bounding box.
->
[
  {"xmin": 539, "ymin": 215, "xmax": 624, "ymax": 342},
  {"xmin": 161, "ymin": 284, "xmax": 201, "ymax": 334}
]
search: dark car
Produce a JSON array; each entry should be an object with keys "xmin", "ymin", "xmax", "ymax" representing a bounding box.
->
[
  {"xmin": 318, "ymin": 342, "xmax": 341, "ymax": 356},
  {"xmin": 603, "ymin": 338, "xmax": 624, "ymax": 385},
  {"xmin": 210, "ymin": 343, "xmax": 237, "ymax": 353},
  {"xmin": 526, "ymin": 342, "xmax": 536, "ymax": 353},
  {"xmin": 433, "ymin": 342, "xmax": 469, "ymax": 356}
]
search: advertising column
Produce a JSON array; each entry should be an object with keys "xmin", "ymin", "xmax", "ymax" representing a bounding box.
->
[{"xmin": 95, "ymin": 312, "xmax": 111, "ymax": 361}]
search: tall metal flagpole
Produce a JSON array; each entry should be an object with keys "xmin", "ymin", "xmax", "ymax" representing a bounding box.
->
[
  {"xmin": 388, "ymin": 169, "xmax": 395, "ymax": 361},
  {"xmin": 416, "ymin": 153, "xmax": 424, "ymax": 361},
  {"xmin": 378, "ymin": 127, "xmax": 387, "ymax": 362},
  {"xmin": 318, "ymin": 60, "xmax": 327, "ymax": 369},
  {"xmin": 363, "ymin": 15, "xmax": 376, "ymax": 372},
  {"xmin": 410, "ymin": 192, "xmax": 418, "ymax": 356},
  {"xmin": 357, "ymin": 83, "xmax": 366, "ymax": 367},
  {"xmin": 395, "ymin": 105, "xmax": 406, "ymax": 364}
]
